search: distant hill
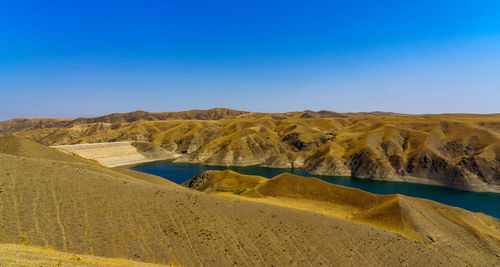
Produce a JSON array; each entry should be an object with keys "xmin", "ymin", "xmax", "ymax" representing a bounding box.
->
[
  {"xmin": 0, "ymin": 108, "xmax": 403, "ymax": 135},
  {"xmin": 2, "ymin": 109, "xmax": 498, "ymax": 192},
  {"xmin": 0, "ymin": 135, "xmax": 474, "ymax": 265}
]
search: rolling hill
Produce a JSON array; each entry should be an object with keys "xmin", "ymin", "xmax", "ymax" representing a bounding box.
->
[
  {"xmin": 2, "ymin": 109, "xmax": 499, "ymax": 192},
  {"xmin": 184, "ymin": 170, "xmax": 500, "ymax": 265}
]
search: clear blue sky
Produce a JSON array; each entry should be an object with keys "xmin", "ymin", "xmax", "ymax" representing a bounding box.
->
[{"xmin": 1, "ymin": 1, "xmax": 499, "ymax": 120}]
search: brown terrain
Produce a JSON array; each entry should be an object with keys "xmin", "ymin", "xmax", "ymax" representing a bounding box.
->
[
  {"xmin": 0, "ymin": 135, "xmax": 499, "ymax": 265},
  {"xmin": 1, "ymin": 108, "xmax": 499, "ymax": 192},
  {"xmin": 184, "ymin": 170, "xmax": 500, "ymax": 265}
]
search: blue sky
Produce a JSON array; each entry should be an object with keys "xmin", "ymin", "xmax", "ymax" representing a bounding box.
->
[{"xmin": 1, "ymin": 1, "xmax": 499, "ymax": 119}]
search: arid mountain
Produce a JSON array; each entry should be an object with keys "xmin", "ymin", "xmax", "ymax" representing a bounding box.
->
[
  {"xmin": 185, "ymin": 170, "xmax": 500, "ymax": 265},
  {"xmin": 1, "ymin": 109, "xmax": 499, "ymax": 192},
  {"xmin": 0, "ymin": 135, "xmax": 474, "ymax": 266}
]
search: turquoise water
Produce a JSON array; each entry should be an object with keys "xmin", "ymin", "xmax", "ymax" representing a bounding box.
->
[{"xmin": 130, "ymin": 160, "xmax": 500, "ymax": 218}]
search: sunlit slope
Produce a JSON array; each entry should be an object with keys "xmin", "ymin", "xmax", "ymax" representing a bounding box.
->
[
  {"xmin": 3, "ymin": 111, "xmax": 499, "ymax": 192},
  {"xmin": 185, "ymin": 170, "xmax": 500, "ymax": 265},
  {"xmin": 0, "ymin": 108, "xmax": 397, "ymax": 135},
  {"xmin": 0, "ymin": 136, "xmax": 465, "ymax": 266}
]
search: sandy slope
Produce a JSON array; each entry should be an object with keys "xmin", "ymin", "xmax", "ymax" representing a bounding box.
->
[{"xmin": 0, "ymin": 136, "xmax": 471, "ymax": 266}]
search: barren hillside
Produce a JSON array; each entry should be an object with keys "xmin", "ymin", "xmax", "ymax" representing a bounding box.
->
[
  {"xmin": 2, "ymin": 110, "xmax": 499, "ymax": 192},
  {"xmin": 185, "ymin": 170, "xmax": 500, "ymax": 265}
]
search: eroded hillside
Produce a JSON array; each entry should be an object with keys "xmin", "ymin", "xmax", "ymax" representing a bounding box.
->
[{"xmin": 1, "ymin": 109, "xmax": 499, "ymax": 192}]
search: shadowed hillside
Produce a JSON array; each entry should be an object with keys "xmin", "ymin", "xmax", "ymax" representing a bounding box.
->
[
  {"xmin": 0, "ymin": 135, "xmax": 471, "ymax": 266},
  {"xmin": 185, "ymin": 170, "xmax": 500, "ymax": 265},
  {"xmin": 2, "ymin": 110, "xmax": 499, "ymax": 192}
]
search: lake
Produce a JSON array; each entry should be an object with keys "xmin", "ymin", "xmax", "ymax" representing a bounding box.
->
[{"xmin": 130, "ymin": 160, "xmax": 500, "ymax": 218}]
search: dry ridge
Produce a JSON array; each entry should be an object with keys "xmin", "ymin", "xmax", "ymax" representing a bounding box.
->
[
  {"xmin": 0, "ymin": 108, "xmax": 401, "ymax": 135},
  {"xmin": 184, "ymin": 170, "xmax": 500, "ymax": 265},
  {"xmin": 1, "ymin": 109, "xmax": 499, "ymax": 192},
  {"xmin": 0, "ymin": 135, "xmax": 491, "ymax": 266}
]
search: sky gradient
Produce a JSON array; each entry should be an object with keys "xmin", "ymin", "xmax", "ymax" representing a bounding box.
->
[{"xmin": 1, "ymin": 1, "xmax": 499, "ymax": 120}]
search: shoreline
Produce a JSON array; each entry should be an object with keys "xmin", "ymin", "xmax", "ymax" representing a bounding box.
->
[
  {"xmin": 121, "ymin": 157, "xmax": 500, "ymax": 194},
  {"xmin": 51, "ymin": 142, "xmax": 500, "ymax": 194}
]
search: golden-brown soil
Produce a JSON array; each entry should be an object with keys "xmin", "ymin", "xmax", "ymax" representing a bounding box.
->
[
  {"xmin": 185, "ymin": 170, "xmax": 500, "ymax": 265},
  {"xmin": 0, "ymin": 135, "xmax": 477, "ymax": 266},
  {"xmin": 2, "ymin": 109, "xmax": 499, "ymax": 192}
]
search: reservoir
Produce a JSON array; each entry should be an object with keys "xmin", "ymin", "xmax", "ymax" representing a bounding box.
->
[{"xmin": 130, "ymin": 160, "xmax": 500, "ymax": 219}]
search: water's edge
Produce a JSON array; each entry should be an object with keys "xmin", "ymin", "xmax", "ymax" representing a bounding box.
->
[
  {"xmin": 120, "ymin": 158, "xmax": 500, "ymax": 193},
  {"xmin": 128, "ymin": 160, "xmax": 500, "ymax": 219}
]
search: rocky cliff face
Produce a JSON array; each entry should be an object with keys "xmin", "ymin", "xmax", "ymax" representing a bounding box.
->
[{"xmin": 2, "ymin": 110, "xmax": 499, "ymax": 192}]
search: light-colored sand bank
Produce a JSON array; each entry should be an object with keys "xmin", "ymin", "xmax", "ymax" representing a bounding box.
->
[{"xmin": 51, "ymin": 142, "xmax": 173, "ymax": 167}]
